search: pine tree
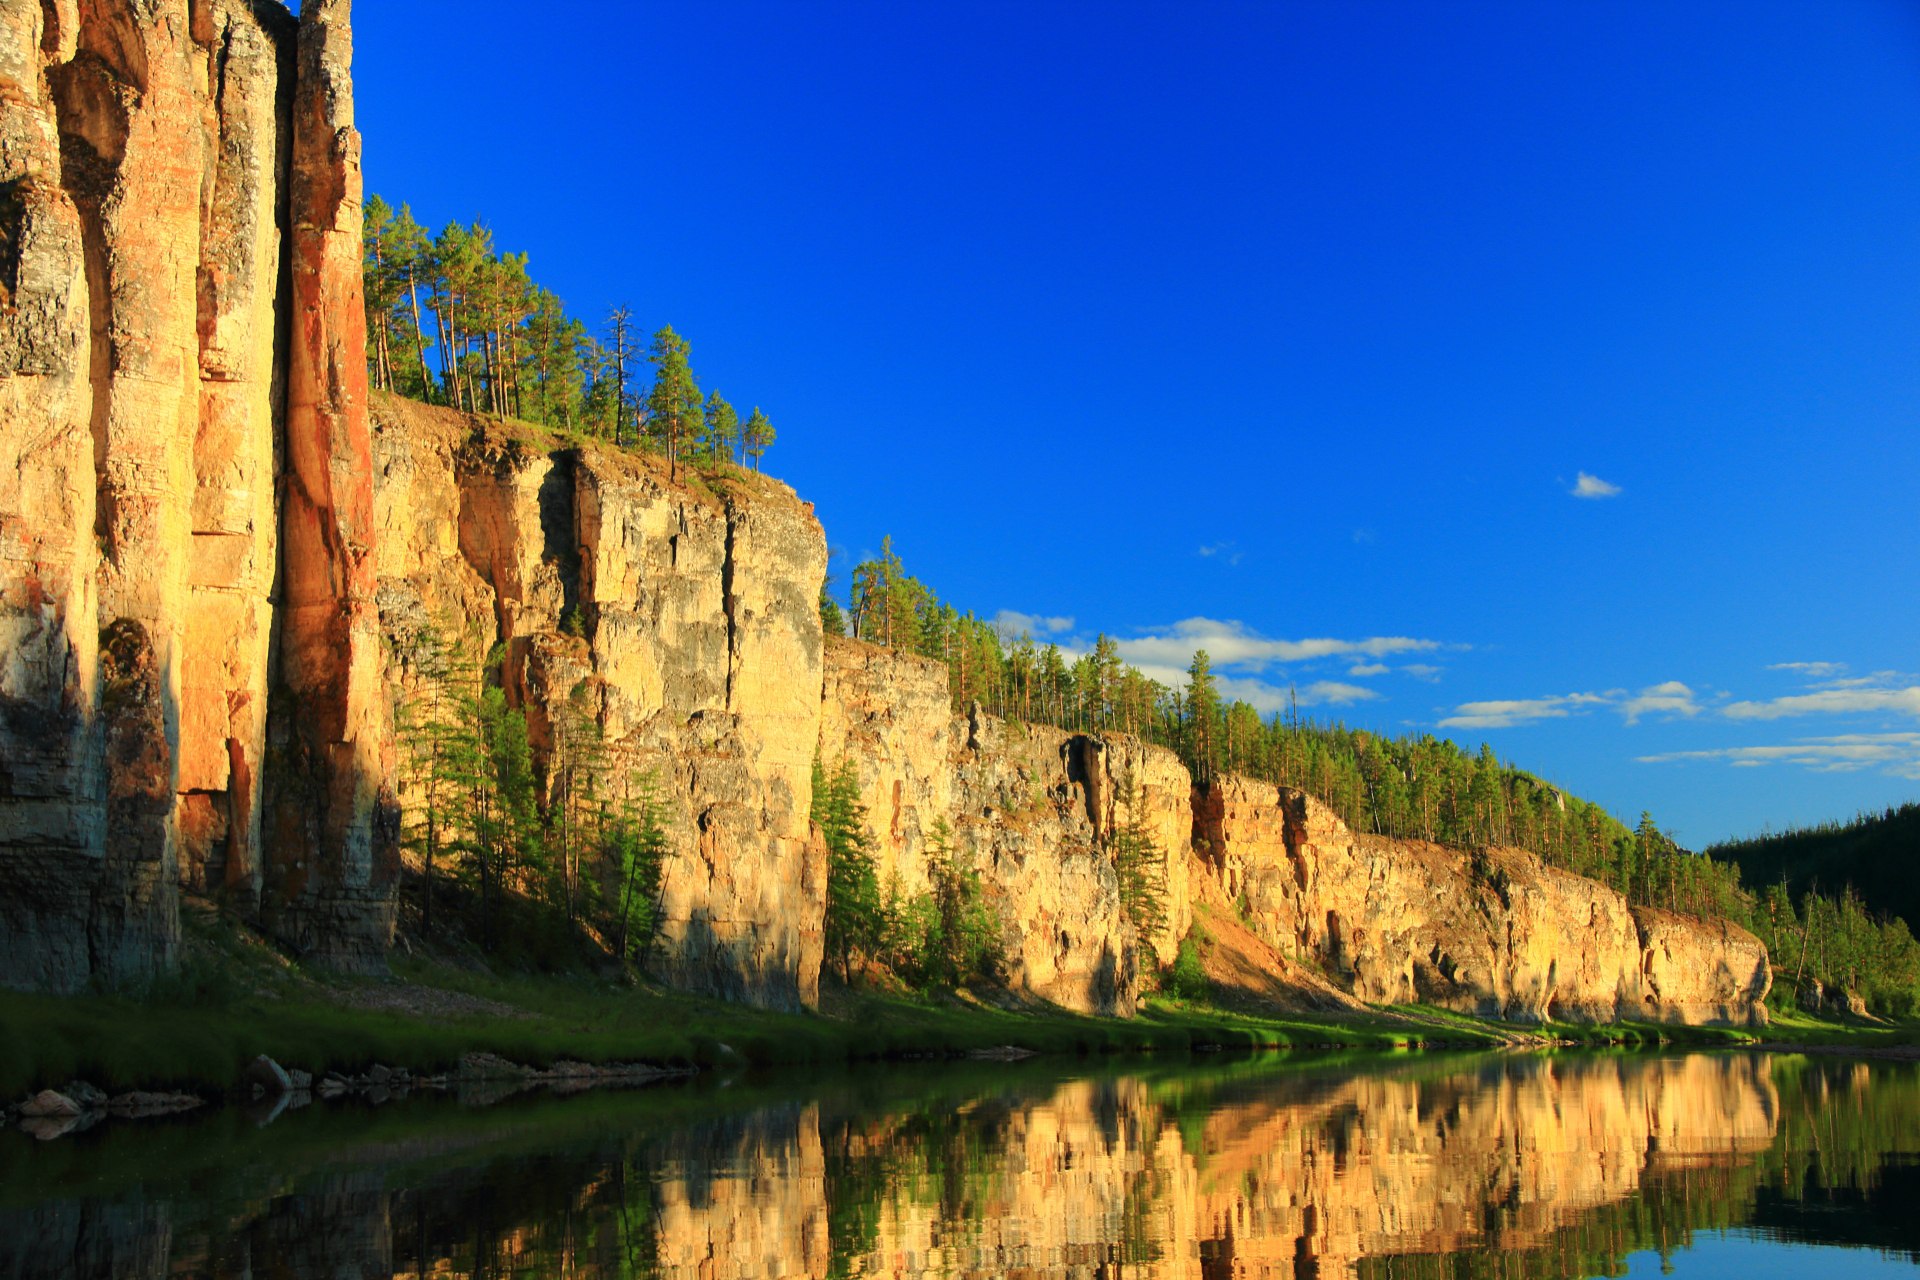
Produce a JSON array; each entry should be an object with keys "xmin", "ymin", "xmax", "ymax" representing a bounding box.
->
[
  {"xmin": 814, "ymin": 756, "xmax": 883, "ymax": 985},
  {"xmin": 701, "ymin": 390, "xmax": 740, "ymax": 462},
  {"xmin": 1109, "ymin": 775, "xmax": 1169, "ymax": 964},
  {"xmin": 742, "ymin": 406, "xmax": 775, "ymax": 471},
  {"xmin": 646, "ymin": 325, "xmax": 702, "ymax": 480}
]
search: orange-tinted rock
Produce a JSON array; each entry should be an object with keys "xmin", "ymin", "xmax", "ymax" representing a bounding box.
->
[
  {"xmin": 372, "ymin": 398, "xmax": 828, "ymax": 1009},
  {"xmin": 260, "ymin": 0, "xmax": 398, "ymax": 970},
  {"xmin": 818, "ymin": 639, "xmax": 1191, "ymax": 1014},
  {"xmin": 1199, "ymin": 776, "xmax": 1770, "ymax": 1026},
  {"xmin": 0, "ymin": 0, "xmax": 393, "ymax": 990}
]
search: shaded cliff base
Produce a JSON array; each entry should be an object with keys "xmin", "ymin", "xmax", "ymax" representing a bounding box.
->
[{"xmin": 8, "ymin": 883, "xmax": 1894, "ymax": 1111}]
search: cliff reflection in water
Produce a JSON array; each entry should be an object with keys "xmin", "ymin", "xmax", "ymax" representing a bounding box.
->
[{"xmin": 4, "ymin": 1053, "xmax": 1919, "ymax": 1278}]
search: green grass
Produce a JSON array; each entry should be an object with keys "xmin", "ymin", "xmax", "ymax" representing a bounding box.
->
[
  {"xmin": 4, "ymin": 912, "xmax": 1911, "ymax": 1099},
  {"xmin": 0, "ymin": 953, "xmax": 1519, "ymax": 1100}
]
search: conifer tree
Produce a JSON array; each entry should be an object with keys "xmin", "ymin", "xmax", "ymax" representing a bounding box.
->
[
  {"xmin": 702, "ymin": 390, "xmax": 739, "ymax": 462},
  {"xmin": 646, "ymin": 325, "xmax": 702, "ymax": 480},
  {"xmin": 1109, "ymin": 775, "xmax": 1169, "ymax": 964},
  {"xmin": 742, "ymin": 407, "xmax": 775, "ymax": 470},
  {"xmin": 814, "ymin": 756, "xmax": 883, "ymax": 984}
]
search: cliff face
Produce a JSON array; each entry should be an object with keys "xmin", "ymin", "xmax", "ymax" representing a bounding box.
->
[
  {"xmin": 0, "ymin": 0, "xmax": 391, "ymax": 990},
  {"xmin": 1196, "ymin": 776, "xmax": 1772, "ymax": 1026},
  {"xmin": 819, "ymin": 638, "xmax": 1192, "ymax": 1014},
  {"xmin": 372, "ymin": 398, "xmax": 827, "ymax": 1011}
]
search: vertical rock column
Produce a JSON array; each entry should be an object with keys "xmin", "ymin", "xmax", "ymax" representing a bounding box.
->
[
  {"xmin": 0, "ymin": 0, "xmax": 104, "ymax": 991},
  {"xmin": 181, "ymin": 0, "xmax": 291, "ymax": 905},
  {"xmin": 262, "ymin": 0, "xmax": 397, "ymax": 969},
  {"xmin": 39, "ymin": 0, "xmax": 216, "ymax": 985}
]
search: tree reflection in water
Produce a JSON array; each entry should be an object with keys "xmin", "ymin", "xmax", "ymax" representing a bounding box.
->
[{"xmin": 1, "ymin": 1053, "xmax": 1916, "ymax": 1278}]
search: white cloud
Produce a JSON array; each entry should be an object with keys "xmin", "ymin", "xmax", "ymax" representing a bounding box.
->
[
  {"xmin": 1301, "ymin": 681, "xmax": 1380, "ymax": 706},
  {"xmin": 991, "ymin": 610, "xmax": 1074, "ymax": 641},
  {"xmin": 1639, "ymin": 733, "xmax": 1920, "ymax": 779},
  {"xmin": 1768, "ymin": 661, "xmax": 1847, "ymax": 680},
  {"xmin": 1348, "ymin": 662, "xmax": 1390, "ymax": 678},
  {"xmin": 1401, "ymin": 664, "xmax": 1445, "ymax": 682},
  {"xmin": 1622, "ymin": 680, "xmax": 1701, "ymax": 725},
  {"xmin": 1439, "ymin": 681, "xmax": 1697, "ymax": 730},
  {"xmin": 1723, "ymin": 686, "xmax": 1920, "ymax": 721},
  {"xmin": 1571, "ymin": 472, "xmax": 1621, "ymax": 499},
  {"xmin": 1112, "ymin": 618, "xmax": 1443, "ymax": 673},
  {"xmin": 1440, "ymin": 694, "xmax": 1606, "ymax": 730},
  {"xmin": 1196, "ymin": 543, "xmax": 1245, "ymax": 565}
]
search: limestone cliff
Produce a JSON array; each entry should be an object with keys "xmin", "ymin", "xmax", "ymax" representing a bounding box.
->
[
  {"xmin": 0, "ymin": 0, "xmax": 392, "ymax": 990},
  {"xmin": 372, "ymin": 396, "xmax": 827, "ymax": 1011},
  {"xmin": 818, "ymin": 643, "xmax": 1768, "ymax": 1025},
  {"xmin": 819, "ymin": 637, "xmax": 1192, "ymax": 1015},
  {"xmin": 1195, "ymin": 775, "xmax": 1773, "ymax": 1026}
]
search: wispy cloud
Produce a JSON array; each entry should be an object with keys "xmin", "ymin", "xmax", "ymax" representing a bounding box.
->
[
  {"xmin": 1723, "ymin": 686, "xmax": 1920, "ymax": 721},
  {"xmin": 1401, "ymin": 664, "xmax": 1445, "ymax": 682},
  {"xmin": 1768, "ymin": 661, "xmax": 1847, "ymax": 680},
  {"xmin": 1571, "ymin": 471, "xmax": 1622, "ymax": 499},
  {"xmin": 991, "ymin": 610, "xmax": 1074, "ymax": 641},
  {"xmin": 1348, "ymin": 662, "xmax": 1390, "ymax": 678},
  {"xmin": 1439, "ymin": 681, "xmax": 1699, "ymax": 730},
  {"xmin": 1196, "ymin": 542, "xmax": 1245, "ymax": 566},
  {"xmin": 1112, "ymin": 618, "xmax": 1443, "ymax": 673},
  {"xmin": 1439, "ymin": 693, "xmax": 1613, "ymax": 730},
  {"xmin": 1622, "ymin": 680, "xmax": 1701, "ymax": 725},
  {"xmin": 1640, "ymin": 733, "xmax": 1920, "ymax": 780}
]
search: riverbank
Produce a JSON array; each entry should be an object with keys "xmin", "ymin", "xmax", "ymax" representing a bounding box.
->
[
  {"xmin": 0, "ymin": 955, "xmax": 1794, "ymax": 1109},
  {"xmin": 5, "ymin": 901, "xmax": 1907, "ymax": 1111}
]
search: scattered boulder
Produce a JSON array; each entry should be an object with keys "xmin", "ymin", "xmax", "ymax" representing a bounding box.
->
[
  {"xmin": 62, "ymin": 1082, "xmax": 107, "ymax": 1110},
  {"xmin": 105, "ymin": 1092, "xmax": 202, "ymax": 1118},
  {"xmin": 20, "ymin": 1091, "xmax": 81, "ymax": 1119},
  {"xmin": 456, "ymin": 1052, "xmax": 532, "ymax": 1081},
  {"xmin": 245, "ymin": 1054, "xmax": 294, "ymax": 1098}
]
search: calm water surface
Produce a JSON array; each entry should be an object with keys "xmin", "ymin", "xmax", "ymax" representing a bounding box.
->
[{"xmin": 2, "ymin": 1051, "xmax": 1916, "ymax": 1277}]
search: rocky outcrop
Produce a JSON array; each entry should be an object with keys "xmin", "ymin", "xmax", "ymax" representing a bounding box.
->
[
  {"xmin": 372, "ymin": 398, "xmax": 827, "ymax": 1010},
  {"xmin": 259, "ymin": 0, "xmax": 398, "ymax": 971},
  {"xmin": 1197, "ymin": 777, "xmax": 1771, "ymax": 1026},
  {"xmin": 819, "ymin": 639, "xmax": 1191, "ymax": 1014},
  {"xmin": 0, "ymin": 0, "xmax": 399, "ymax": 989}
]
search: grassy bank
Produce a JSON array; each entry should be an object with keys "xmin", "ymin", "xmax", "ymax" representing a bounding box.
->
[
  {"xmin": 3, "ymin": 952, "xmax": 1856, "ymax": 1101},
  {"xmin": 0, "ymin": 961, "xmax": 1467, "ymax": 1099},
  {"xmin": 4, "ymin": 902, "xmax": 1910, "ymax": 1099}
]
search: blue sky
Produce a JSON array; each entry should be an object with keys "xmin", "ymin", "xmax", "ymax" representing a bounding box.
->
[{"xmin": 354, "ymin": 0, "xmax": 1920, "ymax": 846}]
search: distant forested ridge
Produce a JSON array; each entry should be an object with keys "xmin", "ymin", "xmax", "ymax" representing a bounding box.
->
[{"xmin": 1711, "ymin": 804, "xmax": 1920, "ymax": 934}]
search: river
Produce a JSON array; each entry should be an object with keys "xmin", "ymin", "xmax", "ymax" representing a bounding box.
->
[{"xmin": 2, "ymin": 1051, "xmax": 1916, "ymax": 1277}]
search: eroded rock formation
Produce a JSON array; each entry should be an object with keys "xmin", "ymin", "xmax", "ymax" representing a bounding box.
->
[
  {"xmin": 372, "ymin": 397, "xmax": 826, "ymax": 1010},
  {"xmin": 1194, "ymin": 775, "xmax": 1772, "ymax": 1026},
  {"xmin": 0, "ymin": 0, "xmax": 391, "ymax": 989},
  {"xmin": 819, "ymin": 637, "xmax": 1191, "ymax": 1014}
]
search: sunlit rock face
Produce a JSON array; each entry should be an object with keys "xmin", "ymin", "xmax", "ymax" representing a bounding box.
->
[
  {"xmin": 1197, "ymin": 778, "xmax": 1772, "ymax": 1026},
  {"xmin": 0, "ymin": 0, "xmax": 392, "ymax": 989},
  {"xmin": 372, "ymin": 397, "xmax": 829, "ymax": 1010},
  {"xmin": 819, "ymin": 638, "xmax": 1193, "ymax": 1014}
]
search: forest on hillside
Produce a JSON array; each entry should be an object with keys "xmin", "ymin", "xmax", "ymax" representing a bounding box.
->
[
  {"xmin": 357, "ymin": 208, "xmax": 1919, "ymax": 1016},
  {"xmin": 1712, "ymin": 805, "xmax": 1920, "ymax": 936}
]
